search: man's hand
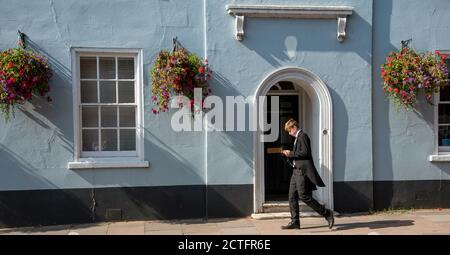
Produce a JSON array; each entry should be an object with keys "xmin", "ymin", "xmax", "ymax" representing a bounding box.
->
[{"xmin": 282, "ymin": 150, "xmax": 290, "ymax": 157}]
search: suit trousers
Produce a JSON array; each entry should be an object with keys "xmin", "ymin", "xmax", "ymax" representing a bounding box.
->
[{"xmin": 288, "ymin": 168, "xmax": 326, "ymax": 222}]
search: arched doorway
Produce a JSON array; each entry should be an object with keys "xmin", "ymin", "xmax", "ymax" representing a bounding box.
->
[{"xmin": 253, "ymin": 67, "xmax": 333, "ymax": 213}]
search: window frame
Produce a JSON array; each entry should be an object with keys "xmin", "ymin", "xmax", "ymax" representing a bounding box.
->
[
  {"xmin": 69, "ymin": 47, "xmax": 147, "ymax": 169},
  {"xmin": 434, "ymin": 50, "xmax": 450, "ymax": 155}
]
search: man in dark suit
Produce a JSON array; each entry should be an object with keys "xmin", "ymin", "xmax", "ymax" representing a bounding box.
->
[{"xmin": 281, "ymin": 118, "xmax": 334, "ymax": 230}]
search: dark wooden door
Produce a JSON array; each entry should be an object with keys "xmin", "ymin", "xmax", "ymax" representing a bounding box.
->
[{"xmin": 264, "ymin": 95, "xmax": 299, "ymax": 201}]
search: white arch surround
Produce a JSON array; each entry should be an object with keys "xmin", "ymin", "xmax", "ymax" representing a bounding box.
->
[{"xmin": 253, "ymin": 67, "xmax": 333, "ymax": 213}]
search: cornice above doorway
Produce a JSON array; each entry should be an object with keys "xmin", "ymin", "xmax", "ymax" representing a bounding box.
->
[{"xmin": 226, "ymin": 4, "xmax": 353, "ymax": 42}]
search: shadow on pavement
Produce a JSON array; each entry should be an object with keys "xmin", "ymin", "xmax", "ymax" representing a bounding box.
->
[{"xmin": 334, "ymin": 220, "xmax": 414, "ymax": 231}]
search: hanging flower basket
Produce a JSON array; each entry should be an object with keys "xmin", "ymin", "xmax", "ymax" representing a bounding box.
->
[
  {"xmin": 0, "ymin": 47, "xmax": 52, "ymax": 121},
  {"xmin": 150, "ymin": 47, "xmax": 212, "ymax": 115},
  {"xmin": 381, "ymin": 44, "xmax": 449, "ymax": 110}
]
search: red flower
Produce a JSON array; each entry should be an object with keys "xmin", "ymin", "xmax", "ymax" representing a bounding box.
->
[
  {"xmin": 394, "ymin": 88, "xmax": 399, "ymax": 93},
  {"xmin": 7, "ymin": 62, "xmax": 14, "ymax": 69},
  {"xmin": 198, "ymin": 67, "xmax": 205, "ymax": 74},
  {"xmin": 435, "ymin": 50, "xmax": 441, "ymax": 56},
  {"xmin": 7, "ymin": 77, "xmax": 16, "ymax": 84}
]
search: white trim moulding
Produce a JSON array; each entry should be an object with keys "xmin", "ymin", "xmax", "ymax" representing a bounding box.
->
[
  {"xmin": 68, "ymin": 159, "xmax": 149, "ymax": 169},
  {"xmin": 429, "ymin": 154, "xmax": 450, "ymax": 162},
  {"xmin": 226, "ymin": 4, "xmax": 353, "ymax": 42}
]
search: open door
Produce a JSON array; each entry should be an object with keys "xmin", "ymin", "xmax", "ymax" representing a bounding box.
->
[{"xmin": 264, "ymin": 95, "xmax": 299, "ymax": 201}]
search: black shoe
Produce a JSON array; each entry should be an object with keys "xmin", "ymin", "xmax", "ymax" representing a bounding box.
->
[
  {"xmin": 281, "ymin": 221, "xmax": 300, "ymax": 230},
  {"xmin": 325, "ymin": 209, "xmax": 334, "ymax": 229}
]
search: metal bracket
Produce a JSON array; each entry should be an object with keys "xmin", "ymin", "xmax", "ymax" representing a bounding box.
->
[{"xmin": 18, "ymin": 30, "xmax": 26, "ymax": 49}]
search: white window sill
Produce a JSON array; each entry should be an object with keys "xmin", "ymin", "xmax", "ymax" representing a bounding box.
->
[
  {"xmin": 428, "ymin": 154, "xmax": 450, "ymax": 162},
  {"xmin": 68, "ymin": 158, "xmax": 149, "ymax": 169}
]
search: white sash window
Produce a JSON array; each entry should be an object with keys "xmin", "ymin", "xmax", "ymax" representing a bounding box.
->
[{"xmin": 69, "ymin": 48, "xmax": 147, "ymax": 169}]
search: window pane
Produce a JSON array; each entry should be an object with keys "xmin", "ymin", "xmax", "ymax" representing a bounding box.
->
[
  {"xmin": 80, "ymin": 57, "xmax": 97, "ymax": 79},
  {"xmin": 118, "ymin": 58, "xmax": 134, "ymax": 79},
  {"xmin": 82, "ymin": 130, "xmax": 99, "ymax": 151},
  {"xmin": 439, "ymin": 126, "xmax": 450, "ymax": 146},
  {"xmin": 80, "ymin": 81, "xmax": 98, "ymax": 103},
  {"xmin": 120, "ymin": 129, "xmax": 136, "ymax": 151},
  {"xmin": 101, "ymin": 106, "xmax": 117, "ymax": 127},
  {"xmin": 439, "ymin": 104, "xmax": 450, "ymax": 124},
  {"xmin": 441, "ymin": 84, "xmax": 450, "ymax": 102},
  {"xmin": 100, "ymin": 81, "xmax": 116, "ymax": 103},
  {"xmin": 99, "ymin": 57, "xmax": 115, "ymax": 79},
  {"xmin": 118, "ymin": 81, "xmax": 135, "ymax": 103},
  {"xmin": 82, "ymin": 106, "xmax": 98, "ymax": 127},
  {"xmin": 119, "ymin": 107, "xmax": 135, "ymax": 127},
  {"xmin": 101, "ymin": 130, "xmax": 117, "ymax": 151}
]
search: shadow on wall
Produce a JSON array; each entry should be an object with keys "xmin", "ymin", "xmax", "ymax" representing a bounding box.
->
[
  {"xmin": 239, "ymin": 10, "xmax": 375, "ymax": 213},
  {"xmin": 209, "ymin": 72, "xmax": 253, "ymax": 168},
  {"xmin": 17, "ymin": 36, "xmax": 74, "ymax": 154},
  {"xmin": 0, "ymin": 145, "xmax": 93, "ymax": 228},
  {"xmin": 0, "ymin": 37, "xmax": 253, "ymax": 227},
  {"xmin": 372, "ymin": 0, "xmax": 394, "ymax": 211},
  {"xmin": 241, "ymin": 11, "xmax": 372, "ymax": 67},
  {"xmin": 0, "ymin": 136, "xmax": 252, "ymax": 227},
  {"xmin": 370, "ymin": 0, "xmax": 447, "ymax": 211}
]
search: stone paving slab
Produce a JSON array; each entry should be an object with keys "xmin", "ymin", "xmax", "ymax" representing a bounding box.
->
[
  {"xmin": 145, "ymin": 221, "xmax": 182, "ymax": 231},
  {"xmin": 145, "ymin": 230, "xmax": 184, "ymax": 235},
  {"xmin": 107, "ymin": 221, "xmax": 145, "ymax": 235},
  {"xmin": 213, "ymin": 218, "xmax": 255, "ymax": 229},
  {"xmin": 180, "ymin": 222, "xmax": 220, "ymax": 235},
  {"xmin": 68, "ymin": 223, "xmax": 109, "ymax": 235},
  {"xmin": 2, "ymin": 210, "xmax": 450, "ymax": 235},
  {"xmin": 220, "ymin": 226, "xmax": 261, "ymax": 235},
  {"xmin": 417, "ymin": 214, "xmax": 450, "ymax": 222},
  {"xmin": 27, "ymin": 225, "xmax": 71, "ymax": 235},
  {"xmin": 0, "ymin": 227, "xmax": 33, "ymax": 235}
]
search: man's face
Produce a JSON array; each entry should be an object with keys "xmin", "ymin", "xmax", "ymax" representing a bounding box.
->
[{"xmin": 288, "ymin": 127, "xmax": 298, "ymax": 137}]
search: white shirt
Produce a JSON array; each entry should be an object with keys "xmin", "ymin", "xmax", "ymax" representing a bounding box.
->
[{"xmin": 293, "ymin": 130, "xmax": 300, "ymax": 167}]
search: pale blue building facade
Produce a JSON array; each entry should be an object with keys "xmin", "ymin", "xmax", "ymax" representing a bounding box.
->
[{"xmin": 0, "ymin": 0, "xmax": 449, "ymax": 227}]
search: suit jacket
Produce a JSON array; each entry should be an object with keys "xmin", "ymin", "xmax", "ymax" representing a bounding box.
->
[{"xmin": 287, "ymin": 130, "xmax": 325, "ymax": 189}]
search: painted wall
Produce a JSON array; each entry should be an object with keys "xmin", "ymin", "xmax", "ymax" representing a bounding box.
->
[
  {"xmin": 373, "ymin": 0, "xmax": 450, "ymax": 181},
  {"xmin": 0, "ymin": 0, "xmax": 208, "ymax": 190},
  {"xmin": 206, "ymin": 0, "xmax": 373, "ymax": 183},
  {"xmin": 2, "ymin": 0, "xmax": 428, "ymax": 192}
]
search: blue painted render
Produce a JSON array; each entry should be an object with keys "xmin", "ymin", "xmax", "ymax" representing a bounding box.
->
[
  {"xmin": 0, "ymin": 0, "xmax": 449, "ymax": 193},
  {"xmin": 0, "ymin": 0, "xmax": 208, "ymax": 190},
  {"xmin": 206, "ymin": 0, "xmax": 373, "ymax": 183},
  {"xmin": 373, "ymin": 0, "xmax": 450, "ymax": 181}
]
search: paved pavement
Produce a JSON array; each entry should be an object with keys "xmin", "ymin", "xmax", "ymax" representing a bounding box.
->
[{"xmin": 1, "ymin": 209, "xmax": 450, "ymax": 235}]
